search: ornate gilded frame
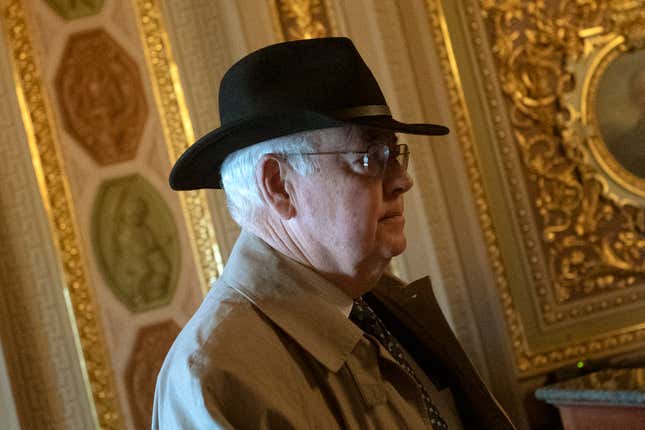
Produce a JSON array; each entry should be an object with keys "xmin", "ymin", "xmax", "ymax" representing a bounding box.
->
[
  {"xmin": 268, "ymin": 0, "xmax": 339, "ymax": 41},
  {"xmin": 566, "ymin": 28, "xmax": 645, "ymax": 199},
  {"xmin": 475, "ymin": 0, "xmax": 645, "ymax": 375}
]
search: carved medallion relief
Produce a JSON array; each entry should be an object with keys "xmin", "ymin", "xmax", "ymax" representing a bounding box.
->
[
  {"xmin": 125, "ymin": 320, "xmax": 180, "ymax": 430},
  {"xmin": 92, "ymin": 174, "xmax": 180, "ymax": 312},
  {"xmin": 55, "ymin": 29, "xmax": 147, "ymax": 165},
  {"xmin": 44, "ymin": 0, "xmax": 104, "ymax": 20}
]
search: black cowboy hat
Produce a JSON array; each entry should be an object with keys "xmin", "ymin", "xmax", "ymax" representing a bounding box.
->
[{"xmin": 169, "ymin": 37, "xmax": 449, "ymax": 190}]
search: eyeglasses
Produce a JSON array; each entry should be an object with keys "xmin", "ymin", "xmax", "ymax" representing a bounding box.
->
[{"xmin": 284, "ymin": 143, "xmax": 410, "ymax": 177}]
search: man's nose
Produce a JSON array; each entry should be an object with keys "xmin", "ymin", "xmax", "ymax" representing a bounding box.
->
[{"xmin": 383, "ymin": 162, "xmax": 413, "ymax": 197}]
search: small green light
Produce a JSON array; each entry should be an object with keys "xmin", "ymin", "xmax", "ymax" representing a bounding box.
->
[{"xmin": 577, "ymin": 361, "xmax": 584, "ymax": 369}]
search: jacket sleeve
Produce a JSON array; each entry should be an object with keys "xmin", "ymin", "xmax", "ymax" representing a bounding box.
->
[{"xmin": 152, "ymin": 356, "xmax": 235, "ymax": 430}]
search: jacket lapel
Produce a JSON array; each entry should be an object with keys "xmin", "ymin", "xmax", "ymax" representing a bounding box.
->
[{"xmin": 366, "ymin": 276, "xmax": 516, "ymax": 430}]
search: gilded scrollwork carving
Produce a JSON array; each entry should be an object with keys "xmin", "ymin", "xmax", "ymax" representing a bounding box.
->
[
  {"xmin": 447, "ymin": 0, "xmax": 645, "ymax": 373},
  {"xmin": 482, "ymin": 0, "xmax": 645, "ymax": 312},
  {"xmin": 270, "ymin": 0, "xmax": 337, "ymax": 41},
  {"xmin": 276, "ymin": 0, "xmax": 327, "ymax": 39}
]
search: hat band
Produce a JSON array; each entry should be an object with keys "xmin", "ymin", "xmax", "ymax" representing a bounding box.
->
[{"xmin": 330, "ymin": 104, "xmax": 391, "ymax": 119}]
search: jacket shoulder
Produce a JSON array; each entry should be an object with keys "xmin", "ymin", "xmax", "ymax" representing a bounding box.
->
[
  {"xmin": 153, "ymin": 281, "xmax": 313, "ymax": 429},
  {"xmin": 163, "ymin": 280, "xmax": 303, "ymax": 378}
]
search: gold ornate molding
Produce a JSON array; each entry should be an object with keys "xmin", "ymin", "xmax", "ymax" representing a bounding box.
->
[
  {"xmin": 424, "ymin": 0, "xmax": 645, "ymax": 375},
  {"xmin": 2, "ymin": 1, "xmax": 123, "ymax": 428},
  {"xmin": 132, "ymin": 0, "xmax": 223, "ymax": 293},
  {"xmin": 460, "ymin": 0, "xmax": 645, "ymax": 373},
  {"xmin": 269, "ymin": 0, "xmax": 338, "ymax": 41},
  {"xmin": 424, "ymin": 0, "xmax": 524, "ymax": 367},
  {"xmin": 482, "ymin": 0, "xmax": 645, "ymax": 313}
]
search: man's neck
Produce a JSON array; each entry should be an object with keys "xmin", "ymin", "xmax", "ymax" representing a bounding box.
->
[{"xmin": 250, "ymin": 225, "xmax": 386, "ymax": 299}]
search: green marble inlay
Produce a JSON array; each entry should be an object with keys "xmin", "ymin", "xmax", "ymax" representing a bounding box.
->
[
  {"xmin": 92, "ymin": 174, "xmax": 180, "ymax": 312},
  {"xmin": 43, "ymin": 0, "xmax": 104, "ymax": 20}
]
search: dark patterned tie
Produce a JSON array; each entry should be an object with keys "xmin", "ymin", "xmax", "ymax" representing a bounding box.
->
[{"xmin": 350, "ymin": 297, "xmax": 449, "ymax": 430}]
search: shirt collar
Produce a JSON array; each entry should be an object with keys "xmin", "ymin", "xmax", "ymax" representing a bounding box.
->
[
  {"xmin": 219, "ymin": 231, "xmax": 363, "ymax": 372},
  {"xmin": 323, "ymin": 279, "xmax": 354, "ymax": 318},
  {"xmin": 340, "ymin": 299, "xmax": 354, "ymax": 318}
]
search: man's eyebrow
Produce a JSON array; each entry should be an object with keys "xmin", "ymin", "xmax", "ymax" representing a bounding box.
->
[
  {"xmin": 363, "ymin": 129, "xmax": 398, "ymax": 142},
  {"xmin": 380, "ymin": 134, "xmax": 399, "ymax": 148}
]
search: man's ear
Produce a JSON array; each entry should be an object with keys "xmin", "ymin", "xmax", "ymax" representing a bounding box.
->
[{"xmin": 256, "ymin": 154, "xmax": 296, "ymax": 220}]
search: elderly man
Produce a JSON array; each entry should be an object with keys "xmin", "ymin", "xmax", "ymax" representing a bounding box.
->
[{"xmin": 153, "ymin": 37, "xmax": 514, "ymax": 429}]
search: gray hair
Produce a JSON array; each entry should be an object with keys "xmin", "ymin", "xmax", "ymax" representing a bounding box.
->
[{"xmin": 221, "ymin": 127, "xmax": 350, "ymax": 227}]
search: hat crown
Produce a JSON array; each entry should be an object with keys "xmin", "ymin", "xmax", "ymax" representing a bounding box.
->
[{"xmin": 218, "ymin": 38, "xmax": 387, "ymax": 125}]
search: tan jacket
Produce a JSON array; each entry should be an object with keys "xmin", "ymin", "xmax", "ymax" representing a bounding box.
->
[{"xmin": 152, "ymin": 232, "xmax": 515, "ymax": 429}]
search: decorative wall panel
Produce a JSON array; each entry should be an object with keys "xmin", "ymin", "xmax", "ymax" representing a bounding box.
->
[
  {"xmin": 2, "ymin": 2, "xmax": 125, "ymax": 428},
  {"xmin": 93, "ymin": 174, "xmax": 180, "ymax": 312},
  {"xmin": 132, "ymin": 0, "xmax": 223, "ymax": 291},
  {"xmin": 44, "ymin": 0, "xmax": 104, "ymax": 20},
  {"xmin": 125, "ymin": 320, "xmax": 180, "ymax": 430},
  {"xmin": 2, "ymin": 0, "xmax": 223, "ymax": 427},
  {"xmin": 449, "ymin": 0, "xmax": 645, "ymax": 374},
  {"xmin": 270, "ymin": 0, "xmax": 338, "ymax": 41},
  {"xmin": 0, "ymin": 4, "xmax": 97, "ymax": 426},
  {"xmin": 55, "ymin": 29, "xmax": 147, "ymax": 166},
  {"xmin": 159, "ymin": 0, "xmax": 242, "ymax": 261}
]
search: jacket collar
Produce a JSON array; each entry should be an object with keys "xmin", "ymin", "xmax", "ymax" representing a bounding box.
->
[
  {"xmin": 220, "ymin": 231, "xmax": 363, "ymax": 372},
  {"xmin": 218, "ymin": 233, "xmax": 514, "ymax": 428}
]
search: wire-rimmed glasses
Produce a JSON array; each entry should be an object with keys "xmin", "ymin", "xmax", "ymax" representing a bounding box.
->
[{"xmin": 284, "ymin": 143, "xmax": 409, "ymax": 177}]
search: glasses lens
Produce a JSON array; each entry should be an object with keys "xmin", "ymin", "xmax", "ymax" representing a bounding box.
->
[
  {"xmin": 363, "ymin": 143, "xmax": 409, "ymax": 176},
  {"xmin": 366, "ymin": 144, "xmax": 389, "ymax": 176},
  {"xmin": 394, "ymin": 144, "xmax": 409, "ymax": 171}
]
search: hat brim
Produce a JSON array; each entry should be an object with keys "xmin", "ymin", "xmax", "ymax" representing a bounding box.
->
[{"xmin": 169, "ymin": 111, "xmax": 449, "ymax": 190}]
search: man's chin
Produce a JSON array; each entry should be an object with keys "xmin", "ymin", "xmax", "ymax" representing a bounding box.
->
[{"xmin": 382, "ymin": 236, "xmax": 407, "ymax": 258}]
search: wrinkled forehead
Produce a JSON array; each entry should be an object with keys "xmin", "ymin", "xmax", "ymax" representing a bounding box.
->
[{"xmin": 321, "ymin": 125, "xmax": 398, "ymax": 151}]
